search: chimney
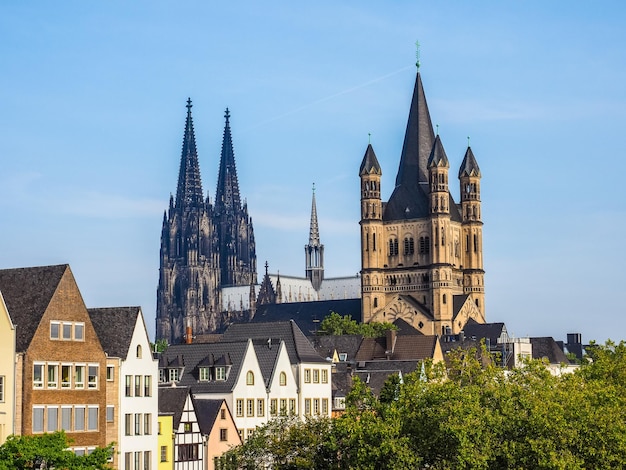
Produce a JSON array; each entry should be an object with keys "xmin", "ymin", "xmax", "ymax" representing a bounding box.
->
[
  {"xmin": 185, "ymin": 325, "xmax": 193, "ymax": 344},
  {"xmin": 386, "ymin": 329, "xmax": 397, "ymax": 355}
]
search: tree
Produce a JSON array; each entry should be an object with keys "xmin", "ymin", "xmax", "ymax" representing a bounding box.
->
[
  {"xmin": 0, "ymin": 431, "xmax": 114, "ymax": 469},
  {"xmin": 316, "ymin": 312, "xmax": 396, "ymax": 337}
]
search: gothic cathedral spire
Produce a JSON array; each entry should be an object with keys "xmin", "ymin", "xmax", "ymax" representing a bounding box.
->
[
  {"xmin": 305, "ymin": 184, "xmax": 324, "ymax": 291},
  {"xmin": 175, "ymin": 98, "xmax": 204, "ymax": 210}
]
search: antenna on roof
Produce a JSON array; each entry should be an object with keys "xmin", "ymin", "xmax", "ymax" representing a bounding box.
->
[{"xmin": 415, "ymin": 40, "xmax": 421, "ymax": 70}]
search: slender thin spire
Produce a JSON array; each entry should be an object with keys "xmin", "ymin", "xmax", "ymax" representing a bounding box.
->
[
  {"xmin": 215, "ymin": 107, "xmax": 241, "ymax": 213},
  {"xmin": 308, "ymin": 183, "xmax": 321, "ymax": 247},
  {"xmin": 395, "ymin": 60, "xmax": 435, "ymax": 186},
  {"xmin": 175, "ymin": 98, "xmax": 204, "ymax": 210}
]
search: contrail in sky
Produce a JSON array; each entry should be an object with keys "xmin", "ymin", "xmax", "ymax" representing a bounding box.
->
[{"xmin": 244, "ymin": 65, "xmax": 414, "ymax": 131}]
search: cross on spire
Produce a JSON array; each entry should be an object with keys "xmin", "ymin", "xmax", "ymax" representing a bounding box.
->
[
  {"xmin": 186, "ymin": 98, "xmax": 192, "ymax": 111},
  {"xmin": 224, "ymin": 108, "xmax": 230, "ymax": 124}
]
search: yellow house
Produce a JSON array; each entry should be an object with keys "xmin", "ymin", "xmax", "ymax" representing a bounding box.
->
[
  {"xmin": 157, "ymin": 413, "xmax": 174, "ymax": 470},
  {"xmin": 0, "ymin": 290, "xmax": 16, "ymax": 444}
]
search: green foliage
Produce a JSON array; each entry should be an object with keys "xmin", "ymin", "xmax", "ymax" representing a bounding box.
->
[
  {"xmin": 0, "ymin": 431, "xmax": 114, "ymax": 469},
  {"xmin": 316, "ymin": 312, "xmax": 396, "ymax": 337},
  {"xmin": 151, "ymin": 338, "xmax": 168, "ymax": 353},
  {"xmin": 219, "ymin": 341, "xmax": 626, "ymax": 469}
]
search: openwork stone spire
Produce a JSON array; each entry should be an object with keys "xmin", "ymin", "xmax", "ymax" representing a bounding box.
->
[
  {"xmin": 175, "ymin": 98, "xmax": 204, "ymax": 210},
  {"xmin": 215, "ymin": 108, "xmax": 242, "ymax": 213}
]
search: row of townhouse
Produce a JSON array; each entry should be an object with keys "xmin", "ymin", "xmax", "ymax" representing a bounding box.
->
[
  {"xmin": 157, "ymin": 320, "xmax": 333, "ymax": 467},
  {"xmin": 0, "ymin": 264, "xmax": 159, "ymax": 470}
]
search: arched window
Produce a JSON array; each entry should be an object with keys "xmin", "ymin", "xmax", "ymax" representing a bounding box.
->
[
  {"xmin": 373, "ymin": 297, "xmax": 378, "ymax": 308},
  {"xmin": 372, "ymin": 233, "xmax": 376, "ymax": 251},
  {"xmin": 246, "ymin": 371, "xmax": 254, "ymax": 386},
  {"xmin": 136, "ymin": 345, "xmax": 142, "ymax": 359},
  {"xmin": 279, "ymin": 372, "xmax": 287, "ymax": 386},
  {"xmin": 443, "ymin": 294, "xmax": 447, "ymax": 304}
]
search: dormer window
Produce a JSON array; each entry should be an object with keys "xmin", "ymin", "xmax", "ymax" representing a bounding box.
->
[
  {"xmin": 159, "ymin": 369, "xmax": 165, "ymax": 383},
  {"xmin": 168, "ymin": 369, "xmax": 179, "ymax": 382},
  {"xmin": 198, "ymin": 367, "xmax": 209, "ymax": 382},
  {"xmin": 215, "ymin": 367, "xmax": 226, "ymax": 381}
]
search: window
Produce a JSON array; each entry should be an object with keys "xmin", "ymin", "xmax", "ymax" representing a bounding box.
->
[
  {"xmin": 136, "ymin": 344, "xmax": 142, "ymax": 359},
  {"xmin": 321, "ymin": 369, "xmax": 328, "ymax": 383},
  {"xmin": 419, "ymin": 236, "xmax": 430, "ymax": 254},
  {"xmin": 33, "ymin": 407, "xmax": 44, "ymax": 433},
  {"xmin": 134, "ymin": 413, "xmax": 142, "ymax": 435},
  {"xmin": 304, "ymin": 369, "xmax": 311, "ymax": 383},
  {"xmin": 47, "ymin": 406, "xmax": 58, "ymax": 432},
  {"xmin": 106, "ymin": 406, "xmax": 114, "ymax": 423},
  {"xmin": 47, "ymin": 364, "xmax": 58, "ymax": 388},
  {"xmin": 246, "ymin": 371, "xmax": 254, "ymax": 385},
  {"xmin": 75, "ymin": 365, "xmax": 85, "ymax": 389},
  {"xmin": 236, "ymin": 399, "xmax": 244, "ymax": 417},
  {"xmin": 135, "ymin": 451, "xmax": 141, "ymax": 470},
  {"xmin": 158, "ymin": 421, "xmax": 162, "ymax": 435},
  {"xmin": 215, "ymin": 367, "xmax": 225, "ymax": 381},
  {"xmin": 87, "ymin": 406, "xmax": 98, "ymax": 431},
  {"xmin": 304, "ymin": 399, "xmax": 311, "ymax": 416},
  {"xmin": 74, "ymin": 323, "xmax": 84, "ymax": 341},
  {"xmin": 159, "ymin": 369, "xmax": 165, "ymax": 383},
  {"xmin": 50, "ymin": 322, "xmax": 60, "ymax": 339},
  {"xmin": 279, "ymin": 371, "xmax": 287, "ymax": 386},
  {"xmin": 61, "ymin": 365, "xmax": 71, "ymax": 388},
  {"xmin": 144, "ymin": 451, "xmax": 151, "ymax": 470},
  {"xmin": 125, "ymin": 375, "xmax": 132, "ymax": 396},
  {"xmin": 322, "ymin": 398, "xmax": 329, "ymax": 415},
  {"xmin": 125, "ymin": 453, "xmax": 132, "ymax": 469},
  {"xmin": 246, "ymin": 399, "xmax": 254, "ymax": 417},
  {"xmin": 62, "ymin": 323, "xmax": 72, "ymax": 340},
  {"xmin": 135, "ymin": 375, "xmax": 142, "ymax": 397},
  {"xmin": 313, "ymin": 399, "xmax": 320, "ymax": 415},
  {"xmin": 33, "ymin": 364, "xmax": 44, "ymax": 388},
  {"xmin": 443, "ymin": 294, "xmax": 447, "ymax": 304},
  {"xmin": 58, "ymin": 407, "xmax": 71, "ymax": 431},
  {"xmin": 74, "ymin": 407, "xmax": 85, "ymax": 431},
  {"xmin": 88, "ymin": 365, "xmax": 98, "ymax": 389},
  {"xmin": 144, "ymin": 413, "xmax": 152, "ymax": 435},
  {"xmin": 178, "ymin": 444, "xmax": 198, "ymax": 462},
  {"xmin": 220, "ymin": 409, "xmax": 226, "ymax": 420},
  {"xmin": 270, "ymin": 399, "xmax": 278, "ymax": 417},
  {"xmin": 257, "ymin": 399, "xmax": 265, "ymax": 417},
  {"xmin": 220, "ymin": 428, "xmax": 228, "ymax": 441},
  {"xmin": 313, "ymin": 369, "xmax": 319, "ymax": 383},
  {"xmin": 144, "ymin": 375, "xmax": 151, "ymax": 396},
  {"xmin": 280, "ymin": 399, "xmax": 287, "ymax": 415},
  {"xmin": 389, "ymin": 238, "xmax": 399, "ymax": 256},
  {"xmin": 183, "ymin": 422, "xmax": 191, "ymax": 432},
  {"xmin": 168, "ymin": 369, "xmax": 179, "ymax": 382},
  {"xmin": 289, "ymin": 399, "xmax": 296, "ymax": 415},
  {"xmin": 106, "ymin": 366, "xmax": 114, "ymax": 381},
  {"xmin": 199, "ymin": 367, "xmax": 209, "ymax": 381},
  {"xmin": 160, "ymin": 446, "xmax": 167, "ymax": 462}
]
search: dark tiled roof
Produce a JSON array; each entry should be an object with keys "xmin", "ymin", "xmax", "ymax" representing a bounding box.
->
[
  {"xmin": 192, "ymin": 398, "xmax": 224, "ymax": 435},
  {"xmin": 355, "ymin": 335, "xmax": 438, "ymax": 362},
  {"xmin": 222, "ymin": 321, "xmax": 326, "ymax": 364},
  {"xmin": 0, "ymin": 264, "xmax": 69, "ymax": 352},
  {"xmin": 398, "ymin": 295, "xmax": 434, "ymax": 320},
  {"xmin": 530, "ymin": 337, "xmax": 571, "ymax": 364},
  {"xmin": 251, "ymin": 339, "xmax": 281, "ymax": 387},
  {"xmin": 359, "ymin": 144, "xmax": 382, "ymax": 176},
  {"xmin": 88, "ymin": 306, "xmax": 142, "ymax": 359},
  {"xmin": 160, "ymin": 341, "xmax": 249, "ymax": 394},
  {"xmin": 452, "ymin": 294, "xmax": 470, "ymax": 320},
  {"xmin": 252, "ymin": 299, "xmax": 362, "ymax": 335},
  {"xmin": 427, "ymin": 135, "xmax": 449, "ymax": 168},
  {"xmin": 393, "ymin": 318, "xmax": 422, "ymax": 335},
  {"xmin": 308, "ymin": 335, "xmax": 364, "ymax": 362},
  {"xmin": 462, "ymin": 319, "xmax": 507, "ymax": 345},
  {"xmin": 354, "ymin": 370, "xmax": 401, "ymax": 397},
  {"xmin": 158, "ymin": 386, "xmax": 190, "ymax": 428},
  {"xmin": 330, "ymin": 362, "xmax": 353, "ymax": 398},
  {"xmin": 458, "ymin": 146, "xmax": 481, "ymax": 178}
]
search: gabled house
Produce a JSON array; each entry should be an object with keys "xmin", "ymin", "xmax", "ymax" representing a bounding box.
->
[
  {"xmin": 159, "ymin": 386, "xmax": 204, "ymax": 470},
  {"xmin": 0, "ymin": 290, "xmax": 16, "ymax": 444},
  {"xmin": 0, "ymin": 265, "xmax": 108, "ymax": 453},
  {"xmin": 194, "ymin": 399, "xmax": 240, "ymax": 470},
  {"xmin": 89, "ymin": 306, "xmax": 159, "ymax": 470}
]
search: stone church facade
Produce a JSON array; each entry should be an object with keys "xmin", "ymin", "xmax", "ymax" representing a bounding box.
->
[
  {"xmin": 156, "ymin": 101, "xmax": 257, "ymax": 344},
  {"xmin": 359, "ymin": 66, "xmax": 485, "ymax": 335}
]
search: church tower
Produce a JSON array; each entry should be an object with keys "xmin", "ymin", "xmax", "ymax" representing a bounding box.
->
[
  {"xmin": 359, "ymin": 57, "xmax": 486, "ymax": 335},
  {"xmin": 305, "ymin": 185, "xmax": 324, "ymax": 291},
  {"xmin": 156, "ymin": 102, "xmax": 257, "ymax": 343}
]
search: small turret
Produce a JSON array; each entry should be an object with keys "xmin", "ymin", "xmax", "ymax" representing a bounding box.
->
[{"xmin": 427, "ymin": 135, "xmax": 450, "ymax": 215}]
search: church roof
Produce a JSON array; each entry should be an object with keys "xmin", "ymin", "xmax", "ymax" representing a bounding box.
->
[
  {"xmin": 175, "ymin": 99, "xmax": 204, "ymax": 210},
  {"xmin": 214, "ymin": 108, "xmax": 241, "ymax": 214},
  {"xmin": 359, "ymin": 143, "xmax": 382, "ymax": 176},
  {"xmin": 88, "ymin": 306, "xmax": 142, "ymax": 359},
  {"xmin": 427, "ymin": 134, "xmax": 449, "ymax": 168},
  {"xmin": 458, "ymin": 146, "xmax": 481, "ymax": 178},
  {"xmin": 0, "ymin": 264, "xmax": 69, "ymax": 353},
  {"xmin": 251, "ymin": 298, "xmax": 362, "ymax": 336}
]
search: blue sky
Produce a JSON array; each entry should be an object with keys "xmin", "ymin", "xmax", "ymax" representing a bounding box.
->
[{"xmin": 1, "ymin": 1, "xmax": 625, "ymax": 343}]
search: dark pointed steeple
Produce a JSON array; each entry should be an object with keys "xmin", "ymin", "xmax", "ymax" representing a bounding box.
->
[
  {"xmin": 305, "ymin": 184, "xmax": 324, "ymax": 291},
  {"xmin": 395, "ymin": 71, "xmax": 436, "ymax": 186},
  {"xmin": 308, "ymin": 184, "xmax": 321, "ymax": 247},
  {"xmin": 175, "ymin": 98, "xmax": 204, "ymax": 210},
  {"xmin": 215, "ymin": 108, "xmax": 241, "ymax": 213},
  {"xmin": 427, "ymin": 135, "xmax": 450, "ymax": 168},
  {"xmin": 359, "ymin": 143, "xmax": 382, "ymax": 176},
  {"xmin": 458, "ymin": 146, "xmax": 481, "ymax": 178}
]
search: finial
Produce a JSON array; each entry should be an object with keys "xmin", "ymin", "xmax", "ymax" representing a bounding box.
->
[
  {"xmin": 264, "ymin": 261, "xmax": 268, "ymax": 274},
  {"xmin": 224, "ymin": 108, "xmax": 230, "ymax": 123},
  {"xmin": 436, "ymin": 124, "xmax": 439, "ymax": 136},
  {"xmin": 415, "ymin": 40, "xmax": 421, "ymax": 70},
  {"xmin": 312, "ymin": 182, "xmax": 316, "ymax": 194},
  {"xmin": 186, "ymin": 98, "xmax": 192, "ymax": 111},
  {"xmin": 368, "ymin": 132, "xmax": 371, "ymax": 144},
  {"xmin": 467, "ymin": 136, "xmax": 471, "ymax": 147}
]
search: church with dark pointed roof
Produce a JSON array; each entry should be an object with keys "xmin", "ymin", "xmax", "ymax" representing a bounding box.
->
[
  {"xmin": 359, "ymin": 64, "xmax": 485, "ymax": 335},
  {"xmin": 156, "ymin": 101, "xmax": 257, "ymax": 344}
]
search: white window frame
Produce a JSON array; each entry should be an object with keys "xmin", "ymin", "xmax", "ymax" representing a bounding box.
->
[
  {"xmin": 87, "ymin": 364, "xmax": 98, "ymax": 389},
  {"xmin": 33, "ymin": 406, "xmax": 45, "ymax": 433},
  {"xmin": 74, "ymin": 364, "xmax": 85, "ymax": 389},
  {"xmin": 33, "ymin": 363, "xmax": 44, "ymax": 389},
  {"xmin": 50, "ymin": 321, "xmax": 60, "ymax": 340}
]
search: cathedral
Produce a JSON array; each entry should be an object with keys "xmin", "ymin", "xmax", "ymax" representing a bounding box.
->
[
  {"xmin": 156, "ymin": 100, "xmax": 257, "ymax": 344},
  {"xmin": 359, "ymin": 64, "xmax": 485, "ymax": 335}
]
